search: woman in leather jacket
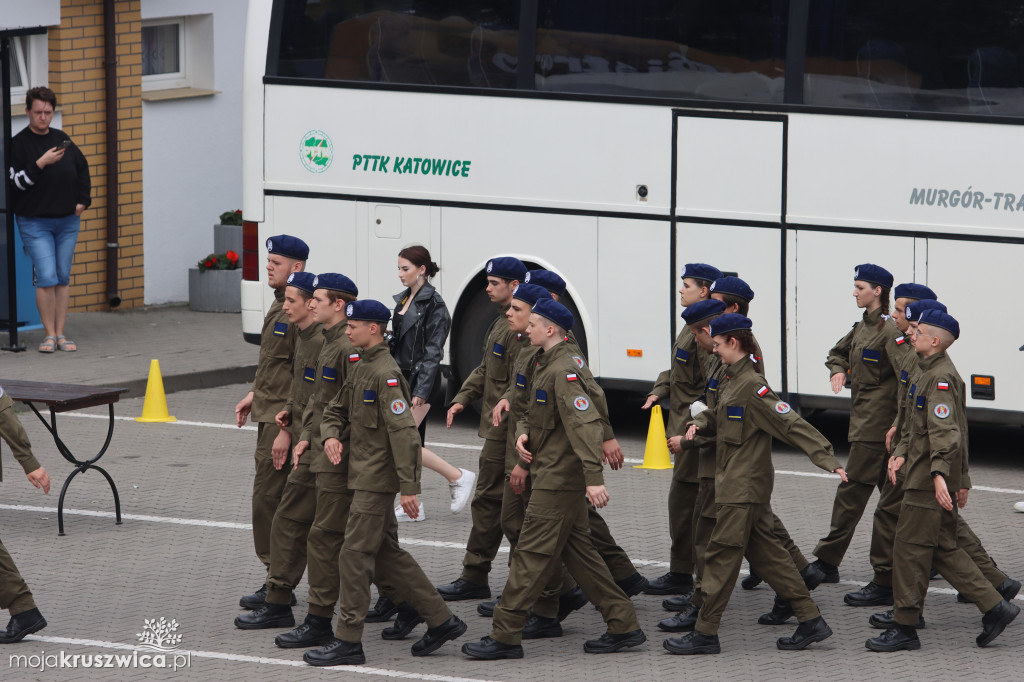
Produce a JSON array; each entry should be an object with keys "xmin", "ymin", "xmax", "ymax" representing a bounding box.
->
[{"xmin": 390, "ymin": 245, "xmax": 476, "ymax": 520}]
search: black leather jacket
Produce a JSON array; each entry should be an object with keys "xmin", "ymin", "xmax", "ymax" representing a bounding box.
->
[{"xmin": 390, "ymin": 283, "xmax": 451, "ymax": 401}]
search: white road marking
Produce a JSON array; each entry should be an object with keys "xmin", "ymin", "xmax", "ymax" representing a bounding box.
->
[{"xmin": 26, "ymin": 635, "xmax": 500, "ymax": 681}]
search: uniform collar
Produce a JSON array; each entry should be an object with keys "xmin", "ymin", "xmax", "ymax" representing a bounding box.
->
[
  {"xmin": 323, "ymin": 319, "xmax": 348, "ymax": 341},
  {"xmin": 358, "ymin": 340, "xmax": 390, "ymax": 361},
  {"xmin": 298, "ymin": 321, "xmax": 322, "ymax": 340},
  {"xmin": 274, "ymin": 288, "xmax": 286, "ymax": 303},
  {"xmin": 918, "ymin": 349, "xmax": 948, "ymax": 371},
  {"xmin": 725, "ymin": 354, "xmax": 754, "ymax": 379},
  {"xmin": 537, "ymin": 341, "xmax": 568, "ymax": 367},
  {"xmin": 863, "ymin": 307, "xmax": 885, "ymax": 324}
]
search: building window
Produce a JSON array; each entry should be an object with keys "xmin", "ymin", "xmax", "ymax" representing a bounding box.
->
[
  {"xmin": 7, "ymin": 35, "xmax": 49, "ymax": 108},
  {"xmin": 142, "ymin": 18, "xmax": 187, "ymax": 89}
]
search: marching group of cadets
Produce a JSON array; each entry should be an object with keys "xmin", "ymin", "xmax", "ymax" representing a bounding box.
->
[{"xmin": 225, "ymin": 234, "xmax": 1019, "ymax": 666}]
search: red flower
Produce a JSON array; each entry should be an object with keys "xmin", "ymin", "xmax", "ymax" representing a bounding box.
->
[
  {"xmin": 204, "ymin": 259, "xmax": 215, "ymax": 268},
  {"xmin": 226, "ymin": 250, "xmax": 239, "ymax": 264}
]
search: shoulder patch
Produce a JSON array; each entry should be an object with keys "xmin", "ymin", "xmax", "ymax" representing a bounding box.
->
[
  {"xmin": 348, "ymin": 353, "xmax": 360, "ymax": 362},
  {"xmin": 895, "ymin": 335, "xmax": 905, "ymax": 345},
  {"xmin": 934, "ymin": 403, "xmax": 950, "ymax": 419},
  {"xmin": 756, "ymin": 385, "xmax": 769, "ymax": 397},
  {"xmin": 775, "ymin": 401, "xmax": 791, "ymax": 414},
  {"xmin": 566, "ymin": 373, "xmax": 578, "ymax": 382},
  {"xmin": 386, "ymin": 378, "xmax": 399, "ymax": 387},
  {"xmin": 491, "ymin": 342, "xmax": 505, "ymax": 358},
  {"xmin": 937, "ymin": 381, "xmax": 949, "ymax": 391},
  {"xmin": 674, "ymin": 348, "xmax": 690, "ymax": 364},
  {"xmin": 572, "ymin": 355, "xmax": 585, "ymax": 369},
  {"xmin": 390, "ymin": 398, "xmax": 407, "ymax": 415},
  {"xmin": 573, "ymin": 396, "xmax": 590, "ymax": 411},
  {"xmin": 726, "ymin": 405, "xmax": 744, "ymax": 421},
  {"xmin": 273, "ymin": 321, "xmax": 288, "ymax": 336}
]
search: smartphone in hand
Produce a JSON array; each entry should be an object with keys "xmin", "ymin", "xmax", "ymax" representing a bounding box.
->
[{"xmin": 56, "ymin": 138, "xmax": 72, "ymax": 150}]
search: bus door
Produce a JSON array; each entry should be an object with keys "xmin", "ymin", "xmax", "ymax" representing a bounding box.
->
[
  {"xmin": 361, "ymin": 202, "xmax": 435, "ymax": 306},
  {"xmin": 672, "ymin": 112, "xmax": 787, "ymax": 391}
]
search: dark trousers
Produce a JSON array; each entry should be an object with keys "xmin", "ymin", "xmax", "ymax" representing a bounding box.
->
[
  {"xmin": 0, "ymin": 535, "xmax": 34, "ymax": 615},
  {"xmin": 460, "ymin": 437, "xmax": 506, "ymax": 585},
  {"xmin": 814, "ymin": 440, "xmax": 886, "ymax": 566},
  {"xmin": 252, "ymin": 422, "xmax": 291, "ymax": 570},
  {"xmin": 266, "ymin": 463, "xmax": 317, "ymax": 605}
]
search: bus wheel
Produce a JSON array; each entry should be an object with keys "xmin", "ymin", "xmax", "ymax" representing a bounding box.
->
[{"xmin": 450, "ymin": 286, "xmax": 500, "ymax": 396}]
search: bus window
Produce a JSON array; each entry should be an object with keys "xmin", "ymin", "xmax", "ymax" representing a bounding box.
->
[
  {"xmin": 271, "ymin": 0, "xmax": 521, "ymax": 89},
  {"xmin": 803, "ymin": 0, "xmax": 1024, "ymax": 116},
  {"xmin": 533, "ymin": 0, "xmax": 788, "ymax": 102}
]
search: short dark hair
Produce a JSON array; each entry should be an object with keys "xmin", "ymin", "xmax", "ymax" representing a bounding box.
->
[
  {"xmin": 716, "ymin": 293, "xmax": 749, "ymax": 316},
  {"xmin": 26, "ymin": 86, "xmax": 57, "ymax": 111}
]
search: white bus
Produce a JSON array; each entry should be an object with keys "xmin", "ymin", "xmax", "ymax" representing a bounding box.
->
[{"xmin": 241, "ymin": 0, "xmax": 1024, "ymax": 423}]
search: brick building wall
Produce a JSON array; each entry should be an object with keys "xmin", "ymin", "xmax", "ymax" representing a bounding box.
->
[{"xmin": 48, "ymin": 0, "xmax": 143, "ymax": 310}]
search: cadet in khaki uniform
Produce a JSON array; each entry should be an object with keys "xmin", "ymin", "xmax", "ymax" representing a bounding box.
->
[
  {"xmin": 438, "ymin": 256, "xmax": 526, "ymax": 600},
  {"xmin": 666, "ymin": 314, "xmax": 845, "ymax": 655},
  {"xmin": 0, "ymin": 387, "xmax": 51, "ymax": 643},
  {"xmin": 236, "ymin": 271, "xmax": 322, "ymax": 630},
  {"xmin": 462, "ymin": 298, "xmax": 646, "ymax": 660},
  {"xmin": 642, "ymin": 262, "xmax": 722, "ymax": 596},
  {"xmin": 866, "ymin": 310, "xmax": 1020, "ymax": 651},
  {"xmin": 812, "ymin": 264, "xmax": 903, "ymax": 583},
  {"xmin": 236, "ymin": 235, "xmax": 307, "ymax": 608},
  {"xmin": 861, "ymin": 301, "xmax": 1019, "ymax": 628},
  {"xmin": 304, "ymin": 300, "xmax": 466, "ymax": 667}
]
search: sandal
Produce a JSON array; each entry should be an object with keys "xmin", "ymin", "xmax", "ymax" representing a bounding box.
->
[
  {"xmin": 39, "ymin": 336, "xmax": 57, "ymax": 353},
  {"xmin": 56, "ymin": 335, "xmax": 77, "ymax": 352}
]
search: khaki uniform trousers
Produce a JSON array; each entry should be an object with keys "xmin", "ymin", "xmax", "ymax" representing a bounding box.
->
[
  {"xmin": 668, "ymin": 456, "xmax": 698, "ymax": 574},
  {"xmin": 461, "ymin": 437, "xmax": 507, "ymax": 585},
  {"xmin": 491, "ymin": 490, "xmax": 640, "ymax": 646},
  {"xmin": 696, "ymin": 503, "xmax": 820, "ymax": 636},
  {"xmin": 335, "ymin": 491, "xmax": 452, "ymax": 642},
  {"xmin": 252, "ymin": 422, "xmax": 292, "ymax": 569},
  {"xmin": 500, "ymin": 480, "xmax": 566, "ymax": 619},
  {"xmin": 0, "ymin": 536, "xmax": 34, "ymax": 615},
  {"xmin": 814, "ymin": 440, "xmax": 887, "ymax": 566},
  {"xmin": 265, "ymin": 463, "xmax": 317, "ymax": 605},
  {"xmin": 893, "ymin": 490, "xmax": 1002, "ymax": 625}
]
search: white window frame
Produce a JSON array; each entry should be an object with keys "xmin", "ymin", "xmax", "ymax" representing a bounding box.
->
[
  {"xmin": 8, "ymin": 35, "xmax": 48, "ymax": 109},
  {"xmin": 142, "ymin": 17, "xmax": 188, "ymax": 90}
]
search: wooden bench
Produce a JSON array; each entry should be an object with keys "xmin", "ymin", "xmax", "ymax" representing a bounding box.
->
[{"xmin": 1, "ymin": 379, "xmax": 126, "ymax": 535}]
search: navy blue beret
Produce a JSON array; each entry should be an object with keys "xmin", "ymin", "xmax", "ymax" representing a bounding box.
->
[
  {"xmin": 893, "ymin": 282, "xmax": 937, "ymax": 301},
  {"xmin": 710, "ymin": 276, "xmax": 754, "ymax": 301},
  {"xmin": 532, "ymin": 297, "xmax": 574, "ymax": 331},
  {"xmin": 854, "ymin": 263, "xmax": 893, "ymax": 289},
  {"xmin": 524, "ymin": 269, "xmax": 566, "ymax": 296},
  {"xmin": 312, "ymin": 273, "xmax": 358, "ymax": 296},
  {"xmin": 918, "ymin": 309, "xmax": 959, "ymax": 340},
  {"xmin": 286, "ymin": 271, "xmax": 317, "ymax": 294},
  {"xmin": 485, "ymin": 256, "xmax": 527, "ymax": 282},
  {"xmin": 512, "ymin": 283, "xmax": 549, "ymax": 306},
  {"xmin": 905, "ymin": 299, "xmax": 947, "ymax": 323},
  {"xmin": 680, "ymin": 263, "xmax": 723, "ymax": 283},
  {"xmin": 266, "ymin": 234, "xmax": 309, "ymax": 261},
  {"xmin": 682, "ymin": 299, "xmax": 727, "ymax": 325},
  {"xmin": 709, "ymin": 313, "xmax": 752, "ymax": 337},
  {"xmin": 345, "ymin": 299, "xmax": 391, "ymax": 323}
]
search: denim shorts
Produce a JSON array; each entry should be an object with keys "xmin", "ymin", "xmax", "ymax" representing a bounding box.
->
[{"xmin": 15, "ymin": 214, "xmax": 80, "ymax": 288}]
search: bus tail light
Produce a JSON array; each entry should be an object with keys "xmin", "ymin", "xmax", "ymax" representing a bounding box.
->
[
  {"xmin": 242, "ymin": 220, "xmax": 259, "ymax": 281},
  {"xmin": 971, "ymin": 375, "xmax": 995, "ymax": 400}
]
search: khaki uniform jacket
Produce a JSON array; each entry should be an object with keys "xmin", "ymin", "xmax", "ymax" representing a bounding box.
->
[
  {"xmin": 826, "ymin": 308, "xmax": 900, "ymax": 442},
  {"xmin": 283, "ymin": 322, "xmax": 325, "ymax": 437},
  {"xmin": 564, "ymin": 334, "xmax": 615, "ymax": 442},
  {"xmin": 902, "ymin": 351, "xmax": 968, "ymax": 492},
  {"xmin": 0, "ymin": 390, "xmax": 41, "ymax": 481},
  {"xmin": 251, "ymin": 288, "xmax": 298, "ymax": 422},
  {"xmin": 883, "ymin": 325, "xmax": 922, "ymax": 457},
  {"xmin": 503, "ymin": 336, "xmax": 539, "ymax": 473},
  {"xmin": 650, "ymin": 326, "xmax": 702, "ymax": 439},
  {"xmin": 320, "ymin": 342, "xmax": 423, "ymax": 495},
  {"xmin": 514, "ymin": 342, "xmax": 606, "ymax": 492},
  {"xmin": 300, "ymin": 321, "xmax": 359, "ymax": 473},
  {"xmin": 453, "ymin": 306, "xmax": 522, "ymax": 440},
  {"xmin": 693, "ymin": 356, "xmax": 840, "ymax": 504}
]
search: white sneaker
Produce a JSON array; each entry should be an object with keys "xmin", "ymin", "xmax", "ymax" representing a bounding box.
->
[
  {"xmin": 1014, "ymin": 501, "xmax": 1024, "ymax": 513},
  {"xmin": 449, "ymin": 468, "xmax": 477, "ymax": 513},
  {"xmin": 396, "ymin": 502, "xmax": 426, "ymax": 522}
]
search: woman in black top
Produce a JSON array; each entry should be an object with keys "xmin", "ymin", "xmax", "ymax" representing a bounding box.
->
[{"xmin": 390, "ymin": 245, "xmax": 475, "ymax": 521}]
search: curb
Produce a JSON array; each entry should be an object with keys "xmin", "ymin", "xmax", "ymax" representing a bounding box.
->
[{"xmin": 111, "ymin": 365, "xmax": 257, "ymax": 400}]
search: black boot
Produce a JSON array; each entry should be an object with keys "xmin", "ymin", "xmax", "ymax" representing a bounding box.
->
[
  {"xmin": 869, "ymin": 609, "xmax": 925, "ymax": 629},
  {"xmin": 865, "ymin": 625, "xmax": 920, "ymax": 652},
  {"xmin": 977, "ymin": 599, "xmax": 1020, "ymax": 647},
  {"xmin": 239, "ymin": 583, "xmax": 296, "ymax": 610},
  {"xmin": 757, "ymin": 597, "xmax": 794, "ymax": 625},
  {"xmin": 663, "ymin": 631, "xmax": 720, "ymax": 655},
  {"xmin": 234, "ymin": 603, "xmax": 295, "ymax": 630},
  {"xmin": 476, "ymin": 595, "xmax": 501, "ymax": 617},
  {"xmin": 615, "ymin": 572, "xmax": 649, "ymax": 597},
  {"xmin": 381, "ymin": 605, "xmax": 424, "ymax": 640},
  {"xmin": 461, "ymin": 636, "xmax": 524, "ymax": 660},
  {"xmin": 583, "ymin": 629, "xmax": 646, "ymax": 653},
  {"xmin": 436, "ymin": 578, "xmax": 490, "ymax": 601},
  {"xmin": 303, "ymin": 638, "xmax": 365, "ymax": 666},
  {"xmin": 658, "ymin": 604, "xmax": 698, "ymax": 632},
  {"xmin": 0, "ymin": 608, "xmax": 47, "ymax": 644},
  {"xmin": 662, "ymin": 594, "xmax": 691, "ymax": 611},
  {"xmin": 845, "ymin": 581, "xmax": 894, "ymax": 607},
  {"xmin": 365, "ymin": 594, "xmax": 399, "ymax": 623},
  {"xmin": 777, "ymin": 616, "xmax": 833, "ymax": 650},
  {"xmin": 800, "ymin": 563, "xmax": 827, "ymax": 591},
  {"xmin": 643, "ymin": 572, "xmax": 694, "ymax": 596},
  {"xmin": 411, "ymin": 615, "xmax": 467, "ymax": 656},
  {"xmin": 275, "ymin": 614, "xmax": 333, "ymax": 648},
  {"xmin": 741, "ymin": 569, "xmax": 763, "ymax": 590},
  {"xmin": 556, "ymin": 586, "xmax": 589, "ymax": 622},
  {"xmin": 523, "ymin": 614, "xmax": 563, "ymax": 639},
  {"xmin": 810, "ymin": 559, "xmax": 839, "ymax": 583}
]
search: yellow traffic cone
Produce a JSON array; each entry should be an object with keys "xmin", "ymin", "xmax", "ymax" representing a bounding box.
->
[
  {"xmin": 634, "ymin": 404, "xmax": 672, "ymax": 470},
  {"xmin": 135, "ymin": 359, "xmax": 177, "ymax": 423}
]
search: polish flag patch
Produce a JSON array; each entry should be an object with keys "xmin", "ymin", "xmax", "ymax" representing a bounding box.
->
[
  {"xmin": 895, "ymin": 336, "xmax": 905, "ymax": 345},
  {"xmin": 386, "ymin": 378, "xmax": 399, "ymax": 387},
  {"xmin": 348, "ymin": 354, "xmax": 360, "ymax": 362},
  {"xmin": 566, "ymin": 373, "xmax": 578, "ymax": 382},
  {"xmin": 757, "ymin": 386, "xmax": 769, "ymax": 397},
  {"xmin": 937, "ymin": 381, "xmax": 949, "ymax": 391}
]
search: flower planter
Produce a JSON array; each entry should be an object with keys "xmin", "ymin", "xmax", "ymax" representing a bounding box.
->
[
  {"xmin": 188, "ymin": 267, "xmax": 242, "ymax": 313},
  {"xmin": 213, "ymin": 223, "xmax": 243, "ymax": 255}
]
